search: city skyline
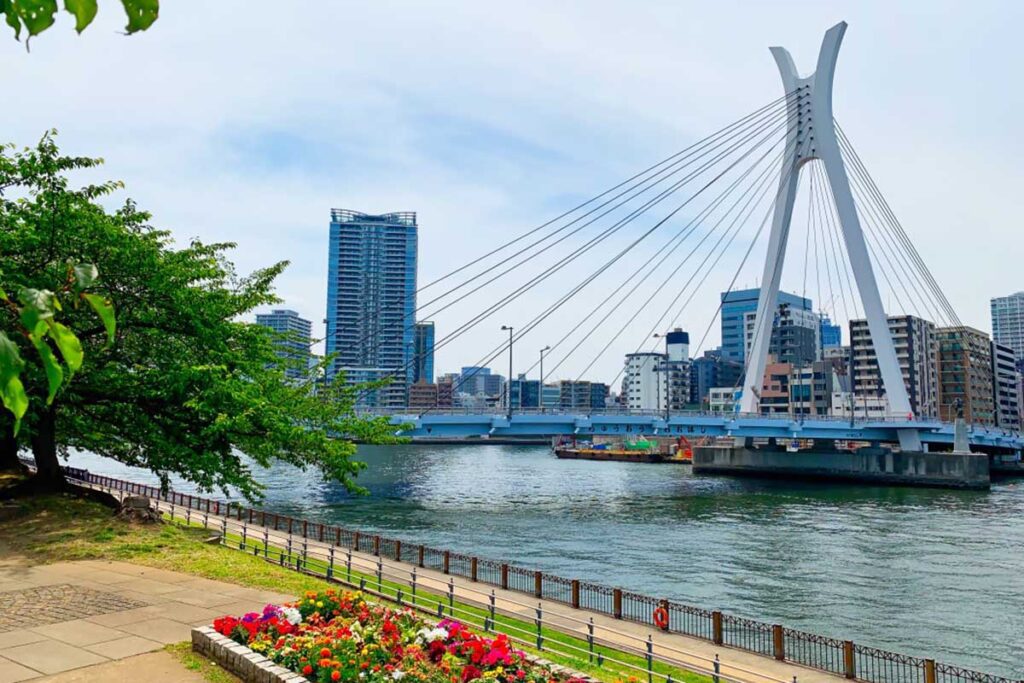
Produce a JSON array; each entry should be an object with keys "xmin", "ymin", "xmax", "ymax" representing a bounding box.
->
[{"xmin": 19, "ymin": 4, "xmax": 1018, "ymax": 383}]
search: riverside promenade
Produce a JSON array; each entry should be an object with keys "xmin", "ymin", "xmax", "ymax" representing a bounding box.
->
[
  {"xmin": 0, "ymin": 556, "xmax": 292, "ymax": 681},
  {"xmin": 75, "ymin": 478, "xmax": 847, "ymax": 683}
]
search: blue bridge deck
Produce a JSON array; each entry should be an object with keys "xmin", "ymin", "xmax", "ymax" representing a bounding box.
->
[{"xmin": 369, "ymin": 410, "xmax": 1024, "ymax": 453}]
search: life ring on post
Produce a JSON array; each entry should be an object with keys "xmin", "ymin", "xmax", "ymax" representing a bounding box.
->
[{"xmin": 653, "ymin": 606, "xmax": 669, "ymax": 630}]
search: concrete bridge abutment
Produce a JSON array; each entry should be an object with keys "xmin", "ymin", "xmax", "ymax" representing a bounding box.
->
[{"xmin": 692, "ymin": 445, "xmax": 990, "ymax": 489}]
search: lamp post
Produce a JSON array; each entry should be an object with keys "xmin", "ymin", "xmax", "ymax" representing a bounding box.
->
[
  {"xmin": 539, "ymin": 345, "xmax": 551, "ymax": 413},
  {"xmin": 501, "ymin": 325, "xmax": 514, "ymax": 421}
]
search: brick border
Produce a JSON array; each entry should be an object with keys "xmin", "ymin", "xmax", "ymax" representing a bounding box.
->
[
  {"xmin": 192, "ymin": 626, "xmax": 305, "ymax": 683},
  {"xmin": 192, "ymin": 625, "xmax": 601, "ymax": 683}
]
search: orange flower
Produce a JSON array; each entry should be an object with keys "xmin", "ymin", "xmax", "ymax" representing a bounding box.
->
[
  {"xmin": 331, "ymin": 672, "xmax": 341, "ymax": 682},
  {"xmin": 321, "ymin": 647, "xmax": 332, "ymax": 658}
]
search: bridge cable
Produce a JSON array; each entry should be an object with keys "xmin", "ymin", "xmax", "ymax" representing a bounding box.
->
[
  {"xmin": 518, "ymin": 144, "xmax": 784, "ymax": 380},
  {"xmin": 538, "ymin": 131, "xmax": 795, "ymax": 381},
  {"xmin": 683, "ymin": 145, "xmax": 806, "ymax": 378},
  {"xmin": 416, "ymin": 104, "xmax": 794, "ymax": 314},
  {"xmin": 418, "ymin": 92, "xmax": 800, "ymax": 293},
  {"xmin": 605, "ymin": 134, "xmax": 805, "ymax": 390},
  {"xmin": 837, "ymin": 129, "xmax": 955, "ymax": 327},
  {"xmin": 345, "ymin": 103, "xmax": 795, "ymax": 374},
  {"xmin": 587, "ymin": 132, "xmax": 803, "ymax": 385},
  {"xmin": 357, "ymin": 106, "xmax": 796, "ymax": 403},
  {"xmin": 414, "ymin": 119, "xmax": 798, "ymax": 405},
  {"xmin": 811, "ymin": 163, "xmax": 858, "ymax": 327},
  {"xmin": 835, "ymin": 125, "xmax": 972, "ymax": 420},
  {"xmin": 835, "ymin": 122, "xmax": 963, "ymax": 329}
]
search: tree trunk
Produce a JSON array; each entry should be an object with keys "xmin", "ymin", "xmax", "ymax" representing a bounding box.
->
[
  {"xmin": 0, "ymin": 421, "xmax": 20, "ymax": 471},
  {"xmin": 30, "ymin": 406, "xmax": 64, "ymax": 488}
]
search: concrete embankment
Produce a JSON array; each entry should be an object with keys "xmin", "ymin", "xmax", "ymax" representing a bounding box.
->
[{"xmin": 693, "ymin": 445, "xmax": 990, "ymax": 489}]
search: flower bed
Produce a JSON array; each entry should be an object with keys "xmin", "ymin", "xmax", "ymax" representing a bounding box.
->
[{"xmin": 211, "ymin": 588, "xmax": 591, "ymax": 683}]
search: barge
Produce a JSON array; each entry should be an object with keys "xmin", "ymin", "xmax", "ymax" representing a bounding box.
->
[{"xmin": 552, "ymin": 436, "xmax": 693, "ymax": 464}]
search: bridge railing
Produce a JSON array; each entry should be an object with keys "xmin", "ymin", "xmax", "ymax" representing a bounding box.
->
[
  {"xmin": 360, "ymin": 406, "xmax": 963, "ymax": 427},
  {"xmin": 62, "ymin": 467, "xmax": 1021, "ymax": 683}
]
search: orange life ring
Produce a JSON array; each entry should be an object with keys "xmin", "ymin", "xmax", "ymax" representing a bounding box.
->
[{"xmin": 653, "ymin": 606, "xmax": 669, "ymax": 630}]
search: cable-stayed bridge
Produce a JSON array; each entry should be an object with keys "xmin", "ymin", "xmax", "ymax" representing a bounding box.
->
[{"xmin": 346, "ymin": 22, "xmax": 1024, "ymax": 458}]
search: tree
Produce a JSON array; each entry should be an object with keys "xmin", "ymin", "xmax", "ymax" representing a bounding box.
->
[
  {"xmin": 0, "ymin": 132, "xmax": 402, "ymax": 498},
  {"xmin": 0, "ymin": 259, "xmax": 115, "ymax": 469},
  {"xmin": 2, "ymin": 0, "xmax": 157, "ymax": 43}
]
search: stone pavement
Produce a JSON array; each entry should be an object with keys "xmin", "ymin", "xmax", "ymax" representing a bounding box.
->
[
  {"xmin": 36, "ymin": 651, "xmax": 209, "ymax": 682},
  {"xmin": 0, "ymin": 558, "xmax": 292, "ymax": 682}
]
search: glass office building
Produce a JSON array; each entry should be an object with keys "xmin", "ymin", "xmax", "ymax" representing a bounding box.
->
[
  {"xmin": 720, "ymin": 288, "xmax": 813, "ymax": 362},
  {"xmin": 991, "ymin": 292, "xmax": 1024, "ymax": 362},
  {"xmin": 413, "ymin": 321, "xmax": 435, "ymax": 385},
  {"xmin": 325, "ymin": 209, "xmax": 418, "ymax": 407},
  {"xmin": 255, "ymin": 308, "xmax": 312, "ymax": 381}
]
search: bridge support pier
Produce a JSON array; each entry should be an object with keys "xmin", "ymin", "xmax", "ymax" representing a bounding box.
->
[{"xmin": 693, "ymin": 445, "xmax": 990, "ymax": 489}]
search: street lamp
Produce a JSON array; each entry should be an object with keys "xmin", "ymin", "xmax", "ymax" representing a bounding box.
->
[
  {"xmin": 501, "ymin": 325, "xmax": 514, "ymax": 420},
  {"xmin": 539, "ymin": 345, "xmax": 551, "ymax": 413}
]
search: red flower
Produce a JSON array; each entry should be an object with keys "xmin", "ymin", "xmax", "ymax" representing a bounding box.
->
[
  {"xmin": 302, "ymin": 664, "xmax": 313, "ymax": 675},
  {"xmin": 461, "ymin": 665, "xmax": 482, "ymax": 683},
  {"xmin": 428, "ymin": 640, "xmax": 447, "ymax": 663},
  {"xmin": 331, "ymin": 672, "xmax": 341, "ymax": 682},
  {"xmin": 212, "ymin": 616, "xmax": 239, "ymax": 637}
]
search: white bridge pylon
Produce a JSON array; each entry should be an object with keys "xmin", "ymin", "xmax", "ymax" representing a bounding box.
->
[{"xmin": 738, "ymin": 21, "xmax": 922, "ymax": 452}]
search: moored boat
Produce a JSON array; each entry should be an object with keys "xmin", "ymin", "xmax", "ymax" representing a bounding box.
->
[{"xmin": 553, "ymin": 447, "xmax": 666, "ymax": 463}]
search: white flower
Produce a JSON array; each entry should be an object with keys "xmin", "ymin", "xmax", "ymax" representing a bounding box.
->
[
  {"xmin": 415, "ymin": 627, "xmax": 449, "ymax": 644},
  {"xmin": 392, "ymin": 671, "xmax": 407, "ymax": 681},
  {"xmin": 280, "ymin": 607, "xmax": 302, "ymax": 625}
]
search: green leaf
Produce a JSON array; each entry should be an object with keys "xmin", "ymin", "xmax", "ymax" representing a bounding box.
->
[
  {"xmin": 18, "ymin": 287, "xmax": 55, "ymax": 317},
  {"xmin": 83, "ymin": 292, "xmax": 115, "ymax": 345},
  {"xmin": 6, "ymin": 0, "xmax": 58, "ymax": 37},
  {"xmin": 1, "ymin": 1, "xmax": 23, "ymax": 40},
  {"xmin": 72, "ymin": 262, "xmax": 99, "ymax": 289},
  {"xmin": 19, "ymin": 288, "xmax": 55, "ymax": 333},
  {"xmin": 63, "ymin": 0, "xmax": 96, "ymax": 33},
  {"xmin": 120, "ymin": 0, "xmax": 156, "ymax": 33},
  {"xmin": 0, "ymin": 330, "xmax": 25, "ymax": 378},
  {"xmin": 0, "ymin": 374, "xmax": 27, "ymax": 434},
  {"xmin": 0, "ymin": 332, "xmax": 27, "ymax": 432},
  {"xmin": 31, "ymin": 334, "xmax": 64, "ymax": 404},
  {"xmin": 46, "ymin": 320, "xmax": 84, "ymax": 373}
]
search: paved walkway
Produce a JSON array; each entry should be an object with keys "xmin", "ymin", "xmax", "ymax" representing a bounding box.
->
[
  {"xmin": 36, "ymin": 651, "xmax": 208, "ymax": 682},
  {"xmin": 0, "ymin": 557, "xmax": 291, "ymax": 682}
]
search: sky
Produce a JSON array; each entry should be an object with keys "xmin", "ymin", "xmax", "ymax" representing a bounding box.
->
[{"xmin": 4, "ymin": 1, "xmax": 1022, "ymax": 385}]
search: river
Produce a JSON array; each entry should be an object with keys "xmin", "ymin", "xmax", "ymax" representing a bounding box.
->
[{"xmin": 68, "ymin": 444, "xmax": 1024, "ymax": 677}]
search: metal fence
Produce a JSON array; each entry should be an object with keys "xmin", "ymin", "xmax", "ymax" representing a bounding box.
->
[{"xmin": 67, "ymin": 468, "xmax": 1020, "ymax": 683}]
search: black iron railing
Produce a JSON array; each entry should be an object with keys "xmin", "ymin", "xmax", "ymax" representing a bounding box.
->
[{"xmin": 63, "ymin": 468, "xmax": 1020, "ymax": 683}]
